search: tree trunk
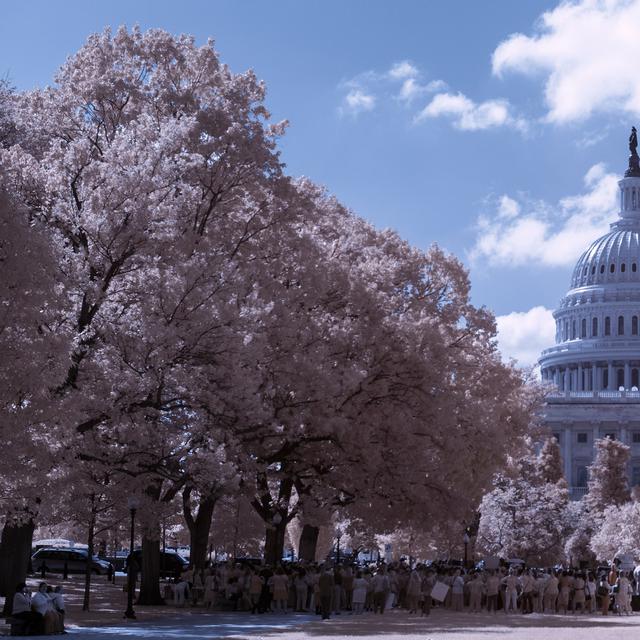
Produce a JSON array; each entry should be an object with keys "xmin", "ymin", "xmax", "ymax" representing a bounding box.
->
[
  {"xmin": 83, "ymin": 499, "xmax": 96, "ymax": 611},
  {"xmin": 137, "ymin": 535, "xmax": 164, "ymax": 605},
  {"xmin": 298, "ymin": 524, "xmax": 319, "ymax": 563},
  {"xmin": 0, "ymin": 519, "xmax": 35, "ymax": 615},
  {"xmin": 183, "ymin": 489, "xmax": 217, "ymax": 571},
  {"xmin": 264, "ymin": 520, "xmax": 286, "ymax": 566}
]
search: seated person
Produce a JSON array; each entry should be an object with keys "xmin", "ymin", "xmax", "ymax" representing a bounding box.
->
[
  {"xmin": 12, "ymin": 583, "xmax": 41, "ymax": 632},
  {"xmin": 31, "ymin": 582, "xmax": 62, "ymax": 634}
]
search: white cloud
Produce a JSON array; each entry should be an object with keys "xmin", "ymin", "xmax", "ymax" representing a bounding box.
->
[
  {"xmin": 416, "ymin": 91, "xmax": 527, "ymax": 131},
  {"xmin": 398, "ymin": 78, "xmax": 447, "ymax": 103},
  {"xmin": 496, "ymin": 306, "xmax": 556, "ymax": 367},
  {"xmin": 388, "ymin": 60, "xmax": 419, "ymax": 80},
  {"xmin": 471, "ymin": 163, "xmax": 619, "ymax": 267},
  {"xmin": 341, "ymin": 89, "xmax": 376, "ymax": 116},
  {"xmin": 338, "ymin": 61, "xmax": 446, "ymax": 114},
  {"xmin": 492, "ymin": 0, "xmax": 640, "ymax": 123},
  {"xmin": 497, "ymin": 194, "xmax": 520, "ymax": 219}
]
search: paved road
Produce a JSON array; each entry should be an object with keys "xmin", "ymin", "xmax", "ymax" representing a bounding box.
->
[
  {"xmin": 38, "ymin": 609, "xmax": 640, "ymax": 640},
  {"xmin": 64, "ymin": 612, "xmax": 313, "ymax": 639}
]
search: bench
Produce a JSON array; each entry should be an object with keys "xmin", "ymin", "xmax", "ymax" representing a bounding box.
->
[{"xmin": 4, "ymin": 617, "xmax": 29, "ymax": 636}]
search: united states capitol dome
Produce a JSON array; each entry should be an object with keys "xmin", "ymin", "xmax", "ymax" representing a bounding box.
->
[
  {"xmin": 539, "ymin": 127, "xmax": 640, "ymax": 393},
  {"xmin": 538, "ymin": 128, "xmax": 640, "ymax": 501}
]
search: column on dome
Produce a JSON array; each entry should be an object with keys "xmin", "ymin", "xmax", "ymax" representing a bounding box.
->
[
  {"xmin": 625, "ymin": 363, "xmax": 631, "ymax": 390},
  {"xmin": 577, "ymin": 363, "xmax": 583, "ymax": 391},
  {"xmin": 608, "ymin": 362, "xmax": 614, "ymax": 390},
  {"xmin": 564, "ymin": 367, "xmax": 571, "ymax": 392}
]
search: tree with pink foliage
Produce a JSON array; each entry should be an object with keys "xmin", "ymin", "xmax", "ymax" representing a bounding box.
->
[{"xmin": 585, "ymin": 437, "xmax": 631, "ymax": 514}]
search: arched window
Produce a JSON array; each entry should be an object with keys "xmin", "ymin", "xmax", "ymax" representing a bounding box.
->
[
  {"xmin": 633, "ymin": 316, "xmax": 638, "ymax": 335},
  {"xmin": 600, "ymin": 264, "xmax": 605, "ymax": 274},
  {"xmin": 611, "ymin": 263, "xmax": 616, "ymax": 273},
  {"xmin": 581, "ymin": 318, "xmax": 587, "ymax": 338},
  {"xmin": 634, "ymin": 263, "xmax": 638, "ymax": 273},
  {"xmin": 605, "ymin": 316, "xmax": 611, "ymax": 336},
  {"xmin": 619, "ymin": 315, "xmax": 625, "ymax": 335},
  {"xmin": 592, "ymin": 317, "xmax": 598, "ymax": 336},
  {"xmin": 592, "ymin": 265, "xmax": 596, "ymax": 275},
  {"xmin": 617, "ymin": 368, "xmax": 625, "ymax": 389},
  {"xmin": 622, "ymin": 263, "xmax": 627, "ymax": 273}
]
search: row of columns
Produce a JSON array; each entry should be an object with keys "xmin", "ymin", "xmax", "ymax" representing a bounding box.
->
[{"xmin": 542, "ymin": 362, "xmax": 639, "ymax": 391}]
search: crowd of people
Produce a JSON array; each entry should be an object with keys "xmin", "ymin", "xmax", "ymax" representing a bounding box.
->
[
  {"xmin": 11, "ymin": 581, "xmax": 66, "ymax": 635},
  {"xmin": 165, "ymin": 560, "xmax": 639, "ymax": 619}
]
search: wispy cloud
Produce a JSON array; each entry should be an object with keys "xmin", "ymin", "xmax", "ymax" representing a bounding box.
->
[
  {"xmin": 416, "ymin": 91, "xmax": 527, "ymax": 132},
  {"xmin": 337, "ymin": 60, "xmax": 445, "ymax": 117},
  {"xmin": 471, "ymin": 163, "xmax": 619, "ymax": 267},
  {"xmin": 340, "ymin": 89, "xmax": 376, "ymax": 116}
]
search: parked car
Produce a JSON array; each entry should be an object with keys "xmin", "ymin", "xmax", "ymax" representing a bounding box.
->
[
  {"xmin": 125, "ymin": 549, "xmax": 189, "ymax": 578},
  {"xmin": 32, "ymin": 547, "xmax": 113, "ymax": 575}
]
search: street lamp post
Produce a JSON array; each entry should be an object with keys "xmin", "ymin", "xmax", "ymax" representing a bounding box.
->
[
  {"xmin": 336, "ymin": 533, "xmax": 342, "ymax": 565},
  {"xmin": 463, "ymin": 532, "xmax": 470, "ymax": 569},
  {"xmin": 124, "ymin": 496, "xmax": 140, "ymax": 620}
]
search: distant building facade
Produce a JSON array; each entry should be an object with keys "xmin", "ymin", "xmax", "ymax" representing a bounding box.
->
[{"xmin": 539, "ymin": 136, "xmax": 640, "ymax": 498}]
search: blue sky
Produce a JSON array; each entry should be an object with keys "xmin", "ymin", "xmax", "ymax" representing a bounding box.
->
[{"xmin": 3, "ymin": 0, "xmax": 638, "ymax": 365}]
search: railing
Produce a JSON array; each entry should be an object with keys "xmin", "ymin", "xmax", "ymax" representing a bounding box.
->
[{"xmin": 546, "ymin": 390, "xmax": 640, "ymax": 402}]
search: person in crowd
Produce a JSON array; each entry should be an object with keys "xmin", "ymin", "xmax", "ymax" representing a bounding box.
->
[
  {"xmin": 173, "ymin": 574, "xmax": 190, "ymax": 607},
  {"xmin": 373, "ymin": 567, "xmax": 391, "ymax": 614},
  {"xmin": 585, "ymin": 572, "xmax": 597, "ymax": 613},
  {"xmin": 294, "ymin": 569, "xmax": 308, "ymax": 612},
  {"xmin": 318, "ymin": 566, "xmax": 334, "ymax": 620},
  {"xmin": 203, "ymin": 568, "xmax": 216, "ymax": 609},
  {"xmin": 572, "ymin": 573, "xmax": 586, "ymax": 614},
  {"xmin": 485, "ymin": 570, "xmax": 500, "ymax": 614},
  {"xmin": 450, "ymin": 569, "xmax": 465, "ymax": 612},
  {"xmin": 615, "ymin": 571, "xmax": 632, "ymax": 615},
  {"xmin": 520, "ymin": 569, "xmax": 535, "ymax": 614},
  {"xmin": 248, "ymin": 567, "xmax": 264, "ymax": 614},
  {"xmin": 502, "ymin": 568, "xmax": 519, "ymax": 614},
  {"xmin": 557, "ymin": 571, "xmax": 571, "ymax": 614},
  {"xmin": 343, "ymin": 566, "xmax": 354, "ymax": 612},
  {"xmin": 405, "ymin": 569, "xmax": 422, "ymax": 613},
  {"xmin": 420, "ymin": 569, "xmax": 435, "ymax": 616},
  {"xmin": 598, "ymin": 575, "xmax": 611, "ymax": 615},
  {"xmin": 352, "ymin": 570, "xmax": 368, "ymax": 615},
  {"xmin": 269, "ymin": 567, "xmax": 289, "ymax": 613},
  {"xmin": 468, "ymin": 572, "xmax": 484, "ymax": 613},
  {"xmin": 544, "ymin": 570, "xmax": 559, "ymax": 614}
]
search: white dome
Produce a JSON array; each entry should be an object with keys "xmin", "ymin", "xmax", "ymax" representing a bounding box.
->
[{"xmin": 570, "ymin": 225, "xmax": 640, "ymax": 289}]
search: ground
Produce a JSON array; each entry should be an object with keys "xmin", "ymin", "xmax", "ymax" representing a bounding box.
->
[{"xmin": 6, "ymin": 576, "xmax": 640, "ymax": 639}]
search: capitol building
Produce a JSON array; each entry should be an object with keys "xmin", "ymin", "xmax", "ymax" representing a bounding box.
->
[{"xmin": 539, "ymin": 133, "xmax": 640, "ymax": 499}]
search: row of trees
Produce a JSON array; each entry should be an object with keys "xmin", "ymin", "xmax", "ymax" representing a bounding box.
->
[
  {"xmin": 0, "ymin": 27, "xmax": 538, "ymax": 608},
  {"xmin": 477, "ymin": 436, "xmax": 639, "ymax": 566}
]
